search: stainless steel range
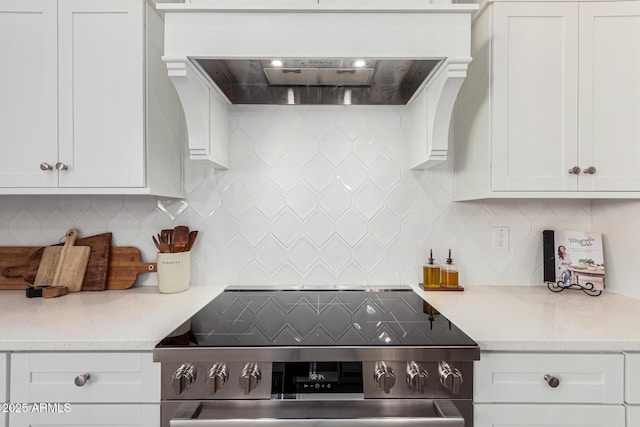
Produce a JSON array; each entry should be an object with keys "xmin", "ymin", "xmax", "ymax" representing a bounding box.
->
[{"xmin": 154, "ymin": 287, "xmax": 480, "ymax": 427}]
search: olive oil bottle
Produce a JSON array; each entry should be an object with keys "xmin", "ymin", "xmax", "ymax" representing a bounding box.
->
[
  {"xmin": 422, "ymin": 249, "xmax": 440, "ymax": 288},
  {"xmin": 441, "ymin": 249, "xmax": 459, "ymax": 289}
]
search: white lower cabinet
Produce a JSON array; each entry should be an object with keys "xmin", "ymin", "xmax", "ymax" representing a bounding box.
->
[
  {"xmin": 475, "ymin": 403, "xmax": 625, "ymax": 426},
  {"xmin": 9, "ymin": 404, "xmax": 159, "ymax": 427},
  {"xmin": 475, "ymin": 352, "xmax": 626, "ymax": 427},
  {"xmin": 1, "ymin": 353, "xmax": 6, "ymax": 427},
  {"xmin": 9, "ymin": 352, "xmax": 159, "ymax": 427},
  {"xmin": 625, "ymin": 353, "xmax": 640, "ymax": 426}
]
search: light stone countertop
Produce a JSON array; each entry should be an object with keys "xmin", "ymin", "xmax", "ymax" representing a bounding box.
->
[
  {"xmin": 3, "ymin": 284, "xmax": 640, "ymax": 353},
  {"xmin": 412, "ymin": 284, "xmax": 640, "ymax": 352},
  {"xmin": 0, "ymin": 285, "xmax": 225, "ymax": 351}
]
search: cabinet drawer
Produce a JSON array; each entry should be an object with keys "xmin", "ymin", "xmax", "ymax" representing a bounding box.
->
[
  {"xmin": 10, "ymin": 352, "xmax": 159, "ymax": 403},
  {"xmin": 0, "ymin": 353, "xmax": 6, "ymax": 402},
  {"xmin": 9, "ymin": 403, "xmax": 159, "ymax": 427},
  {"xmin": 475, "ymin": 403, "xmax": 625, "ymax": 427},
  {"xmin": 625, "ymin": 353, "xmax": 640, "ymax": 403},
  {"xmin": 475, "ymin": 352, "xmax": 623, "ymax": 403},
  {"xmin": 627, "ymin": 404, "xmax": 640, "ymax": 426}
]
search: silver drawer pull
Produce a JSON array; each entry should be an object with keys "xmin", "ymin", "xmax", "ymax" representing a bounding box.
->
[
  {"xmin": 74, "ymin": 373, "xmax": 91, "ymax": 387},
  {"xmin": 544, "ymin": 374, "xmax": 560, "ymax": 388}
]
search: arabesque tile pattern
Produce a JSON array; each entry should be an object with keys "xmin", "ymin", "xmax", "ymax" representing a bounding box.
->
[{"xmin": 0, "ymin": 106, "xmax": 591, "ymax": 287}]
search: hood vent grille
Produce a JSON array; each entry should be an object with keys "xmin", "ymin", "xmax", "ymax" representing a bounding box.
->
[{"xmin": 193, "ymin": 58, "xmax": 441, "ymax": 105}]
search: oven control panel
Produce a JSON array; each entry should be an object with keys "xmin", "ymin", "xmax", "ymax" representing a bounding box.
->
[{"xmin": 162, "ymin": 360, "xmax": 472, "ymax": 400}]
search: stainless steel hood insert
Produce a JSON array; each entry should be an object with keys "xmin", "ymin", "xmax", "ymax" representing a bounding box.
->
[
  {"xmin": 194, "ymin": 58, "xmax": 441, "ymax": 105},
  {"xmin": 156, "ymin": 0, "xmax": 478, "ymax": 170}
]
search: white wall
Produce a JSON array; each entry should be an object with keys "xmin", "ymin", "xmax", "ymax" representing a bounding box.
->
[
  {"xmin": 592, "ymin": 200, "xmax": 640, "ymax": 298},
  {"xmin": 0, "ymin": 105, "xmax": 591, "ymax": 287}
]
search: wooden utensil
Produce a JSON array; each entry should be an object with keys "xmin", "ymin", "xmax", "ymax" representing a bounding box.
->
[
  {"xmin": 3, "ymin": 233, "xmax": 112, "ymax": 291},
  {"xmin": 153, "ymin": 235, "xmax": 170, "ymax": 253},
  {"xmin": 106, "ymin": 247, "xmax": 157, "ymax": 290},
  {"xmin": 185, "ymin": 230, "xmax": 199, "ymax": 252},
  {"xmin": 34, "ymin": 229, "xmax": 91, "ymax": 292},
  {"xmin": 173, "ymin": 226, "xmax": 190, "ymax": 252}
]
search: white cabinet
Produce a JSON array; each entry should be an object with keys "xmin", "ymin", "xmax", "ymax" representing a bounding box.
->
[
  {"xmin": 454, "ymin": 1, "xmax": 640, "ymax": 200},
  {"xmin": 474, "ymin": 352, "xmax": 626, "ymax": 427},
  {"xmin": 0, "ymin": 0, "xmax": 184, "ymax": 197},
  {"xmin": 1, "ymin": 353, "xmax": 6, "ymax": 427},
  {"xmin": 475, "ymin": 404, "xmax": 625, "ymax": 427},
  {"xmin": 9, "ymin": 352, "xmax": 159, "ymax": 427},
  {"xmin": 625, "ymin": 353, "xmax": 640, "ymax": 425}
]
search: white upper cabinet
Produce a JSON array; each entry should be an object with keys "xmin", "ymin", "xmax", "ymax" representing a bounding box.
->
[
  {"xmin": 0, "ymin": 0, "xmax": 184, "ymax": 196},
  {"xmin": 455, "ymin": 1, "xmax": 640, "ymax": 200},
  {"xmin": 0, "ymin": 0, "xmax": 58, "ymax": 188}
]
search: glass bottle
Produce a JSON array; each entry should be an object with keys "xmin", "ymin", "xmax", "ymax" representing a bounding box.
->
[
  {"xmin": 441, "ymin": 249, "xmax": 459, "ymax": 289},
  {"xmin": 423, "ymin": 249, "xmax": 440, "ymax": 288}
]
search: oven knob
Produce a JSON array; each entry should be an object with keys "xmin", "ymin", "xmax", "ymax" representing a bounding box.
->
[
  {"xmin": 406, "ymin": 361, "xmax": 428, "ymax": 393},
  {"xmin": 373, "ymin": 361, "xmax": 396, "ymax": 394},
  {"xmin": 172, "ymin": 363, "xmax": 197, "ymax": 395},
  {"xmin": 438, "ymin": 361, "xmax": 463, "ymax": 394},
  {"xmin": 239, "ymin": 362, "xmax": 261, "ymax": 395},
  {"xmin": 206, "ymin": 362, "xmax": 229, "ymax": 395}
]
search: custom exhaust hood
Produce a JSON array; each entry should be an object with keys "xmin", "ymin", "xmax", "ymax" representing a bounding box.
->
[{"xmin": 156, "ymin": 0, "xmax": 478, "ymax": 169}]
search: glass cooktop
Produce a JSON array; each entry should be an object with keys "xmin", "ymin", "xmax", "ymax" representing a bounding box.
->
[{"xmin": 157, "ymin": 288, "xmax": 477, "ymax": 348}]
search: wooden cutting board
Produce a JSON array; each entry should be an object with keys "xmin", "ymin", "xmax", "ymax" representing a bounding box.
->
[
  {"xmin": 106, "ymin": 247, "xmax": 157, "ymax": 290},
  {"xmin": 0, "ymin": 247, "xmax": 42, "ymax": 289},
  {"xmin": 2, "ymin": 245, "xmax": 155, "ymax": 290},
  {"xmin": 34, "ymin": 229, "xmax": 91, "ymax": 292},
  {"xmin": 2, "ymin": 233, "xmax": 112, "ymax": 291}
]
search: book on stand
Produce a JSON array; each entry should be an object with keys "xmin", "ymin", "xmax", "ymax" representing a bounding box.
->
[{"xmin": 543, "ymin": 230, "xmax": 605, "ymax": 292}]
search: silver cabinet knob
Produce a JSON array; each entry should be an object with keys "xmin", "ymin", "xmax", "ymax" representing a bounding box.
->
[
  {"xmin": 206, "ymin": 362, "xmax": 229, "ymax": 395},
  {"xmin": 74, "ymin": 373, "xmax": 91, "ymax": 387},
  {"xmin": 583, "ymin": 166, "xmax": 597, "ymax": 175},
  {"xmin": 544, "ymin": 374, "xmax": 560, "ymax": 388},
  {"xmin": 172, "ymin": 363, "xmax": 197, "ymax": 395},
  {"xmin": 40, "ymin": 162, "xmax": 53, "ymax": 171},
  {"xmin": 55, "ymin": 162, "xmax": 68, "ymax": 171},
  {"xmin": 406, "ymin": 361, "xmax": 428, "ymax": 393},
  {"xmin": 239, "ymin": 362, "xmax": 261, "ymax": 395},
  {"xmin": 568, "ymin": 166, "xmax": 581, "ymax": 174},
  {"xmin": 374, "ymin": 361, "xmax": 396, "ymax": 394},
  {"xmin": 439, "ymin": 361, "xmax": 463, "ymax": 395}
]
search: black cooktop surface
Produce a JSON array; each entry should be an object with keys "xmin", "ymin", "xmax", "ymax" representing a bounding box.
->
[{"xmin": 157, "ymin": 288, "xmax": 477, "ymax": 348}]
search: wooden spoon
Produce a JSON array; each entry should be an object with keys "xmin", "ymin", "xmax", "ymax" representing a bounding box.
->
[{"xmin": 173, "ymin": 226, "xmax": 190, "ymax": 252}]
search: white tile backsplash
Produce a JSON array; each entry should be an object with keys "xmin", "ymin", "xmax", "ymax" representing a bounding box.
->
[{"xmin": 0, "ymin": 105, "xmax": 593, "ymax": 287}]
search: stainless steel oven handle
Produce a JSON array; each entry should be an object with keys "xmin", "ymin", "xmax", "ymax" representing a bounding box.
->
[{"xmin": 170, "ymin": 400, "xmax": 465, "ymax": 427}]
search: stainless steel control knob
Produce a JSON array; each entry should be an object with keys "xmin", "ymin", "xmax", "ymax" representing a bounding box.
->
[
  {"xmin": 239, "ymin": 362, "xmax": 261, "ymax": 395},
  {"xmin": 74, "ymin": 373, "xmax": 91, "ymax": 387},
  {"xmin": 206, "ymin": 362, "xmax": 229, "ymax": 395},
  {"xmin": 374, "ymin": 361, "xmax": 396, "ymax": 394},
  {"xmin": 55, "ymin": 162, "xmax": 68, "ymax": 171},
  {"xmin": 406, "ymin": 361, "xmax": 428, "ymax": 393},
  {"xmin": 40, "ymin": 162, "xmax": 53, "ymax": 171},
  {"xmin": 439, "ymin": 361, "xmax": 463, "ymax": 395},
  {"xmin": 172, "ymin": 363, "xmax": 197, "ymax": 395}
]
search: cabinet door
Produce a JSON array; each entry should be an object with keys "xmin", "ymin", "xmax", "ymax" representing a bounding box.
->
[
  {"xmin": 475, "ymin": 404, "xmax": 625, "ymax": 427},
  {"xmin": 58, "ymin": 0, "xmax": 145, "ymax": 188},
  {"xmin": 0, "ymin": 0, "xmax": 58, "ymax": 188},
  {"xmin": 491, "ymin": 2, "xmax": 579, "ymax": 192},
  {"xmin": 9, "ymin": 404, "xmax": 159, "ymax": 427},
  {"xmin": 578, "ymin": 1, "xmax": 640, "ymax": 191}
]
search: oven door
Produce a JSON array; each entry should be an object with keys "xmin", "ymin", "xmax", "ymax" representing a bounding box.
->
[{"xmin": 166, "ymin": 400, "xmax": 466, "ymax": 427}]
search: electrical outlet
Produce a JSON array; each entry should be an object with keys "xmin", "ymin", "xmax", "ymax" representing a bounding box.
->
[{"xmin": 493, "ymin": 226, "xmax": 509, "ymax": 252}]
